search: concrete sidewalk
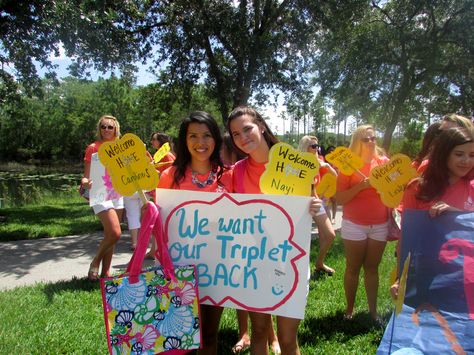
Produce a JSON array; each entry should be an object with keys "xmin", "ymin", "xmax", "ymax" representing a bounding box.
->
[{"xmin": 0, "ymin": 207, "xmax": 342, "ymax": 291}]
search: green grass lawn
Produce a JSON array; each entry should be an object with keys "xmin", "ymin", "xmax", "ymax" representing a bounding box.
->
[
  {"xmin": 0, "ymin": 192, "xmax": 101, "ymax": 241},
  {"xmin": 0, "ymin": 235, "xmax": 397, "ymax": 354}
]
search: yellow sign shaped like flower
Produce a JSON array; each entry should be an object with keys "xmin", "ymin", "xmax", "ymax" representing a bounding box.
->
[
  {"xmin": 369, "ymin": 154, "xmax": 418, "ymax": 208},
  {"xmin": 325, "ymin": 146, "xmax": 364, "ymax": 176},
  {"xmin": 316, "ymin": 173, "xmax": 337, "ymax": 198},
  {"xmin": 153, "ymin": 142, "xmax": 171, "ymax": 163},
  {"xmin": 260, "ymin": 142, "xmax": 319, "ymax": 196},
  {"xmin": 98, "ymin": 133, "xmax": 159, "ymax": 196}
]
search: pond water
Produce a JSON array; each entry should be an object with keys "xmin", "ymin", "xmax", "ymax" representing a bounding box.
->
[{"xmin": 0, "ymin": 169, "xmax": 82, "ymax": 208}]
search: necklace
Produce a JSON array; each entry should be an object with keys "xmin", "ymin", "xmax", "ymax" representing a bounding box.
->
[{"xmin": 192, "ymin": 170, "xmax": 216, "ymax": 188}]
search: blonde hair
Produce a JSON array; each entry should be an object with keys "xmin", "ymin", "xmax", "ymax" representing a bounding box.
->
[
  {"xmin": 298, "ymin": 135, "xmax": 318, "ymax": 152},
  {"xmin": 96, "ymin": 115, "xmax": 121, "ymax": 141},
  {"xmin": 442, "ymin": 113, "xmax": 473, "ymax": 129},
  {"xmin": 349, "ymin": 124, "xmax": 381, "ymax": 158}
]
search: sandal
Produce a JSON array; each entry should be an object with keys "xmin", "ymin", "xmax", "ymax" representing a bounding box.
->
[
  {"xmin": 315, "ymin": 265, "xmax": 335, "ymax": 276},
  {"xmin": 88, "ymin": 265, "xmax": 100, "ymax": 281},
  {"xmin": 232, "ymin": 337, "xmax": 250, "ymax": 354}
]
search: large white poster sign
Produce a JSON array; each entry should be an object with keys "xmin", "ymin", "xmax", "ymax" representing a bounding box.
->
[
  {"xmin": 89, "ymin": 153, "xmax": 121, "ymax": 206},
  {"xmin": 155, "ymin": 189, "xmax": 312, "ymax": 319}
]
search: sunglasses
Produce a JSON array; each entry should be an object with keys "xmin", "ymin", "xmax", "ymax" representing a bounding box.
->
[
  {"xmin": 310, "ymin": 144, "xmax": 319, "ymax": 149},
  {"xmin": 100, "ymin": 125, "xmax": 115, "ymax": 130},
  {"xmin": 362, "ymin": 136, "xmax": 376, "ymax": 143}
]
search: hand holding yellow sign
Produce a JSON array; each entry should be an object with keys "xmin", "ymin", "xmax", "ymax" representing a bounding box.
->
[
  {"xmin": 98, "ymin": 133, "xmax": 159, "ymax": 199},
  {"xmin": 153, "ymin": 142, "xmax": 171, "ymax": 167},
  {"xmin": 369, "ymin": 154, "xmax": 418, "ymax": 208},
  {"xmin": 325, "ymin": 146, "xmax": 365, "ymax": 177},
  {"xmin": 260, "ymin": 142, "xmax": 319, "ymax": 196},
  {"xmin": 316, "ymin": 173, "xmax": 337, "ymax": 198}
]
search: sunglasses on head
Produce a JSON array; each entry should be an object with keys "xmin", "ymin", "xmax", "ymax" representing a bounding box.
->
[
  {"xmin": 310, "ymin": 143, "xmax": 319, "ymax": 149},
  {"xmin": 362, "ymin": 136, "xmax": 376, "ymax": 143},
  {"xmin": 100, "ymin": 125, "xmax": 115, "ymax": 130}
]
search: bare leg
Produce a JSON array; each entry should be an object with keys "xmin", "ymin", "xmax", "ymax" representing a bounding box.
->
[
  {"xmin": 342, "ymin": 238, "xmax": 367, "ymax": 317},
  {"xmin": 89, "ymin": 208, "xmax": 123, "ymax": 279},
  {"xmin": 363, "ymin": 239, "xmax": 387, "ymax": 319},
  {"xmin": 276, "ymin": 316, "xmax": 300, "ymax": 355},
  {"xmin": 130, "ymin": 228, "xmax": 139, "ymax": 250},
  {"xmin": 232, "ymin": 309, "xmax": 251, "ymax": 353},
  {"xmin": 314, "ymin": 214, "xmax": 336, "ymax": 274},
  {"xmin": 197, "ymin": 305, "xmax": 223, "ymax": 355},
  {"xmin": 249, "ymin": 312, "xmax": 271, "ymax": 355},
  {"xmin": 267, "ymin": 316, "xmax": 280, "ymax": 354}
]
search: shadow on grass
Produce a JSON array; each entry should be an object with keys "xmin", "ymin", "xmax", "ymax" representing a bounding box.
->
[
  {"xmin": 300, "ymin": 311, "xmax": 387, "ymax": 348},
  {"xmin": 43, "ymin": 276, "xmax": 101, "ymax": 302}
]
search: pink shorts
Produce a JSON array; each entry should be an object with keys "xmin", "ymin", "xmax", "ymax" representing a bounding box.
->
[{"xmin": 341, "ymin": 218, "xmax": 388, "ymax": 242}]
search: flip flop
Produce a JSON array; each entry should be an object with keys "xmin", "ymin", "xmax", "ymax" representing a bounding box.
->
[{"xmin": 232, "ymin": 338, "xmax": 250, "ymax": 354}]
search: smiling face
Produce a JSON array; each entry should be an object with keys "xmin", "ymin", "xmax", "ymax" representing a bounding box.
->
[
  {"xmin": 99, "ymin": 118, "xmax": 117, "ymax": 141},
  {"xmin": 229, "ymin": 114, "xmax": 265, "ymax": 155},
  {"xmin": 447, "ymin": 142, "xmax": 474, "ymax": 182},
  {"xmin": 186, "ymin": 122, "xmax": 215, "ymax": 165}
]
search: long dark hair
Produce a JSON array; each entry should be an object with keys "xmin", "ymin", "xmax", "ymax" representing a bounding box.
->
[
  {"xmin": 172, "ymin": 111, "xmax": 224, "ymax": 187},
  {"xmin": 414, "ymin": 121, "xmax": 442, "ymax": 166},
  {"xmin": 417, "ymin": 126, "xmax": 474, "ymax": 201},
  {"xmin": 226, "ymin": 105, "xmax": 279, "ymax": 155}
]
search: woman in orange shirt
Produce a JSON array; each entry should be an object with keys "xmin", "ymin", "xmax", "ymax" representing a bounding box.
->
[
  {"xmin": 227, "ymin": 106, "xmax": 325, "ymax": 355},
  {"xmin": 391, "ymin": 126, "xmax": 474, "ymax": 299},
  {"xmin": 298, "ymin": 135, "xmax": 337, "ymax": 276},
  {"xmin": 81, "ymin": 115, "xmax": 124, "ymax": 280},
  {"xmin": 335, "ymin": 124, "xmax": 389, "ymax": 322},
  {"xmin": 158, "ymin": 111, "xmax": 232, "ymax": 355}
]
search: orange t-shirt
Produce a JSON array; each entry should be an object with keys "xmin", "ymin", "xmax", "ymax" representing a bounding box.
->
[
  {"xmin": 158, "ymin": 165, "xmax": 233, "ymax": 192},
  {"xmin": 155, "ymin": 152, "xmax": 176, "ymax": 173},
  {"xmin": 337, "ymin": 156, "xmax": 389, "ymax": 225},
  {"xmin": 84, "ymin": 141, "xmax": 102, "ymax": 162},
  {"xmin": 232, "ymin": 157, "xmax": 265, "ymax": 194},
  {"xmin": 402, "ymin": 178, "xmax": 474, "ymax": 211}
]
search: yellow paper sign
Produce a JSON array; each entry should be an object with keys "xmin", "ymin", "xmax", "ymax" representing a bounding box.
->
[
  {"xmin": 369, "ymin": 154, "xmax": 418, "ymax": 208},
  {"xmin": 395, "ymin": 252, "xmax": 411, "ymax": 316},
  {"xmin": 260, "ymin": 142, "xmax": 319, "ymax": 196},
  {"xmin": 98, "ymin": 133, "xmax": 159, "ymax": 196},
  {"xmin": 153, "ymin": 142, "xmax": 171, "ymax": 163},
  {"xmin": 325, "ymin": 146, "xmax": 364, "ymax": 176},
  {"xmin": 316, "ymin": 173, "xmax": 337, "ymax": 198}
]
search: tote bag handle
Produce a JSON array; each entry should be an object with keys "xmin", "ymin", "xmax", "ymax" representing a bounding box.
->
[{"xmin": 126, "ymin": 201, "xmax": 176, "ymax": 283}]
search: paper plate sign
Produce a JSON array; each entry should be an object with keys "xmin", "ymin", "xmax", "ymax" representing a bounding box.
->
[
  {"xmin": 88, "ymin": 153, "xmax": 122, "ymax": 206},
  {"xmin": 369, "ymin": 154, "xmax": 417, "ymax": 208},
  {"xmin": 325, "ymin": 146, "xmax": 364, "ymax": 176},
  {"xmin": 153, "ymin": 142, "xmax": 171, "ymax": 165},
  {"xmin": 316, "ymin": 173, "xmax": 337, "ymax": 198},
  {"xmin": 260, "ymin": 142, "xmax": 319, "ymax": 196},
  {"xmin": 98, "ymin": 133, "xmax": 159, "ymax": 196},
  {"xmin": 156, "ymin": 189, "xmax": 313, "ymax": 319}
]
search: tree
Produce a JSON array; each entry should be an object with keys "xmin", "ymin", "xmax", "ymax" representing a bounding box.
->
[
  {"xmin": 312, "ymin": 0, "xmax": 474, "ymax": 151},
  {"xmin": 1, "ymin": 1, "xmax": 320, "ymax": 123}
]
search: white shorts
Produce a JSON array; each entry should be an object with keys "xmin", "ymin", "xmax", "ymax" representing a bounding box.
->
[
  {"xmin": 123, "ymin": 193, "xmax": 143, "ymax": 230},
  {"xmin": 92, "ymin": 197, "xmax": 124, "ymax": 215},
  {"xmin": 341, "ymin": 218, "xmax": 388, "ymax": 242}
]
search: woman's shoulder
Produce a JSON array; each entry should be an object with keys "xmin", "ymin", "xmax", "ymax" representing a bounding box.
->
[{"xmin": 157, "ymin": 165, "xmax": 177, "ymax": 189}]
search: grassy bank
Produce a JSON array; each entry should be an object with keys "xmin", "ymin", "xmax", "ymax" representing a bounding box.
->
[
  {"xmin": 0, "ymin": 191, "xmax": 101, "ymax": 241},
  {"xmin": 0, "ymin": 237, "xmax": 397, "ymax": 354}
]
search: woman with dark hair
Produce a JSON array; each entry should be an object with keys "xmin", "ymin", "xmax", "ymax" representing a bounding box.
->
[
  {"xmin": 81, "ymin": 115, "xmax": 124, "ymax": 280},
  {"xmin": 412, "ymin": 121, "xmax": 442, "ymax": 169},
  {"xmin": 391, "ymin": 126, "xmax": 474, "ymax": 298},
  {"xmin": 227, "ymin": 106, "xmax": 325, "ymax": 355},
  {"xmin": 150, "ymin": 132, "xmax": 176, "ymax": 172},
  {"xmin": 158, "ymin": 111, "xmax": 232, "ymax": 354}
]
